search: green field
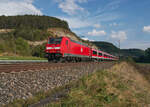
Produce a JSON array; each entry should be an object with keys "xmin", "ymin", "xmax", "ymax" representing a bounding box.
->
[
  {"xmin": 137, "ymin": 62, "xmax": 150, "ymax": 65},
  {"xmin": 0, "ymin": 56, "xmax": 46, "ymax": 60}
]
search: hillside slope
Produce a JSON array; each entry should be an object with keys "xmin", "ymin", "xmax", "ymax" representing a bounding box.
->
[
  {"xmin": 92, "ymin": 41, "xmax": 119, "ymax": 55},
  {"xmin": 121, "ymin": 49, "xmax": 145, "ymax": 57},
  {"xmin": 0, "ymin": 15, "xmax": 96, "ymax": 57}
]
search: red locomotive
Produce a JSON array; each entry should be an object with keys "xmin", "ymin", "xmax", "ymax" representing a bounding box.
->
[{"xmin": 45, "ymin": 36, "xmax": 118, "ymax": 62}]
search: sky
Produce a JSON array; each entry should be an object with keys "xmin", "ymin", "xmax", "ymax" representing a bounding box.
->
[{"xmin": 0, "ymin": 0, "xmax": 150, "ymax": 50}]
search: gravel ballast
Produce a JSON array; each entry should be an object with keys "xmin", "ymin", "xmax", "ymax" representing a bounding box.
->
[{"xmin": 0, "ymin": 62, "xmax": 115, "ymax": 106}]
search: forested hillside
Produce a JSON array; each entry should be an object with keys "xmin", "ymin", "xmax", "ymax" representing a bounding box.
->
[
  {"xmin": 121, "ymin": 49, "xmax": 145, "ymax": 57},
  {"xmin": 0, "ymin": 15, "xmax": 69, "ymax": 30},
  {"xmin": 92, "ymin": 41, "xmax": 119, "ymax": 55},
  {"xmin": 92, "ymin": 41, "xmax": 150, "ymax": 62},
  {"xmin": 0, "ymin": 15, "xmax": 98, "ymax": 58},
  {"xmin": 0, "ymin": 15, "xmax": 71, "ymax": 57},
  {"xmin": 0, "ymin": 15, "xmax": 96, "ymax": 58},
  {"xmin": 92, "ymin": 41, "xmax": 146, "ymax": 60}
]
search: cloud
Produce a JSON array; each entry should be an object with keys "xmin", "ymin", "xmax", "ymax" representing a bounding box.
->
[
  {"xmin": 77, "ymin": 0, "xmax": 88, "ymax": 3},
  {"xmin": 93, "ymin": 13, "xmax": 120, "ymax": 22},
  {"xmin": 95, "ymin": 0, "xmax": 121, "ymax": 15},
  {"xmin": 82, "ymin": 37, "xmax": 89, "ymax": 40},
  {"xmin": 0, "ymin": 0, "xmax": 42, "ymax": 16},
  {"xmin": 88, "ymin": 29, "xmax": 106, "ymax": 36},
  {"xmin": 56, "ymin": 0, "xmax": 121, "ymax": 29},
  {"xmin": 121, "ymin": 41, "xmax": 150, "ymax": 50},
  {"xmin": 58, "ymin": 13, "xmax": 119, "ymax": 29},
  {"xmin": 91, "ymin": 0, "xmax": 122, "ymax": 22},
  {"xmin": 94, "ymin": 24, "xmax": 101, "ymax": 28},
  {"xmin": 110, "ymin": 31, "xmax": 127, "ymax": 41},
  {"xmin": 59, "ymin": 17, "xmax": 92, "ymax": 28},
  {"xmin": 58, "ymin": 0, "xmax": 84, "ymax": 15},
  {"xmin": 89, "ymin": 40, "xmax": 95, "ymax": 42},
  {"xmin": 143, "ymin": 25, "xmax": 150, "ymax": 33},
  {"xmin": 55, "ymin": 0, "xmax": 88, "ymax": 15},
  {"xmin": 81, "ymin": 37, "xmax": 95, "ymax": 41},
  {"xmin": 109, "ymin": 22, "xmax": 118, "ymax": 27}
]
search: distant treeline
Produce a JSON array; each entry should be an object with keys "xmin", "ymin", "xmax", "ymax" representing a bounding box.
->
[
  {"xmin": 92, "ymin": 41, "xmax": 150, "ymax": 63},
  {"xmin": 92, "ymin": 41, "xmax": 145, "ymax": 57},
  {"xmin": 134, "ymin": 48, "xmax": 150, "ymax": 63},
  {"xmin": 0, "ymin": 15, "xmax": 69, "ymax": 30},
  {"xmin": 92, "ymin": 41, "xmax": 119, "ymax": 55}
]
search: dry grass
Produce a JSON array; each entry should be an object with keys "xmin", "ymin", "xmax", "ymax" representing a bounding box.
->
[
  {"xmin": 27, "ymin": 40, "xmax": 47, "ymax": 46},
  {"xmin": 135, "ymin": 63, "xmax": 150, "ymax": 83},
  {"xmin": 45, "ymin": 62, "xmax": 150, "ymax": 107},
  {"xmin": 107, "ymin": 62, "xmax": 150, "ymax": 106}
]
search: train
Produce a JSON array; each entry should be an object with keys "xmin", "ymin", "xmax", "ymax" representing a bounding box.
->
[{"xmin": 45, "ymin": 36, "xmax": 118, "ymax": 62}]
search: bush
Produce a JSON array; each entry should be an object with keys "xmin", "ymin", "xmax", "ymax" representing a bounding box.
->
[
  {"xmin": 15, "ymin": 37, "xmax": 31, "ymax": 56},
  {"xmin": 0, "ymin": 44, "xmax": 4, "ymax": 53},
  {"xmin": 0, "ymin": 33, "xmax": 16, "ymax": 54},
  {"xmin": 32, "ymin": 43, "xmax": 46, "ymax": 57}
]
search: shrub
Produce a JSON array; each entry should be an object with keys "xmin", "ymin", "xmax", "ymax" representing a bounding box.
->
[
  {"xmin": 32, "ymin": 43, "xmax": 46, "ymax": 57},
  {"xmin": 0, "ymin": 44, "xmax": 4, "ymax": 53},
  {"xmin": 15, "ymin": 37, "xmax": 31, "ymax": 56}
]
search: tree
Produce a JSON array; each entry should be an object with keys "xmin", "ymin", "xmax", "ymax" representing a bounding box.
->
[
  {"xmin": 145, "ymin": 48, "xmax": 150, "ymax": 57},
  {"xmin": 145, "ymin": 48, "xmax": 150, "ymax": 62}
]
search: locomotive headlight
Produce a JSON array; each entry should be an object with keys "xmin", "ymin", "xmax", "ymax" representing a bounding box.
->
[
  {"xmin": 46, "ymin": 47, "xmax": 60, "ymax": 49},
  {"xmin": 54, "ymin": 47, "xmax": 60, "ymax": 49},
  {"xmin": 46, "ymin": 47, "xmax": 52, "ymax": 49}
]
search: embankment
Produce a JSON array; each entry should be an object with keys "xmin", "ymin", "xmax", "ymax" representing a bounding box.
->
[{"xmin": 0, "ymin": 62, "xmax": 115, "ymax": 106}]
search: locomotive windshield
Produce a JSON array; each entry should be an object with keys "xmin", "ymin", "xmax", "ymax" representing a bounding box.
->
[
  {"xmin": 93, "ymin": 51, "xmax": 97, "ymax": 55},
  {"xmin": 48, "ymin": 37, "xmax": 62, "ymax": 44}
]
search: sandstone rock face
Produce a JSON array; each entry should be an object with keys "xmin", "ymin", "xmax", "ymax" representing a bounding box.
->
[
  {"xmin": 0, "ymin": 29, "xmax": 14, "ymax": 33},
  {"xmin": 47, "ymin": 28, "xmax": 78, "ymax": 41}
]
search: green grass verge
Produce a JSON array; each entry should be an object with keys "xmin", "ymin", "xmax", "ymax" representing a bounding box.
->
[
  {"xmin": 44, "ymin": 67, "xmax": 150, "ymax": 107},
  {"xmin": 4, "ymin": 86, "xmax": 67, "ymax": 107},
  {"xmin": 0, "ymin": 56, "xmax": 46, "ymax": 60},
  {"xmin": 137, "ymin": 62, "xmax": 150, "ymax": 65},
  {"xmin": 44, "ymin": 70, "xmax": 123, "ymax": 107}
]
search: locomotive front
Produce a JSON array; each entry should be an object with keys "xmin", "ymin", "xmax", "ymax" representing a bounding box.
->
[{"xmin": 45, "ymin": 37, "xmax": 63, "ymax": 62}]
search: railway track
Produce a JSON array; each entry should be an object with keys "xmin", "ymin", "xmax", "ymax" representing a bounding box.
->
[{"xmin": 0, "ymin": 62, "xmax": 101, "ymax": 73}]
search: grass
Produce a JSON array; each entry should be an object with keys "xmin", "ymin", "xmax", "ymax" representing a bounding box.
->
[
  {"xmin": 44, "ymin": 70, "xmax": 123, "ymax": 107},
  {"xmin": 137, "ymin": 62, "xmax": 150, "ymax": 65},
  {"xmin": 4, "ymin": 61, "xmax": 150, "ymax": 107},
  {"xmin": 5, "ymin": 91, "xmax": 47, "ymax": 107},
  {"xmin": 0, "ymin": 56, "xmax": 46, "ymax": 60},
  {"xmin": 5, "ymin": 86, "xmax": 68, "ymax": 107},
  {"xmin": 44, "ymin": 62, "xmax": 150, "ymax": 107}
]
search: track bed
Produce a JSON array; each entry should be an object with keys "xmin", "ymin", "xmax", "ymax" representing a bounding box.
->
[{"xmin": 0, "ymin": 62, "xmax": 108, "ymax": 73}]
